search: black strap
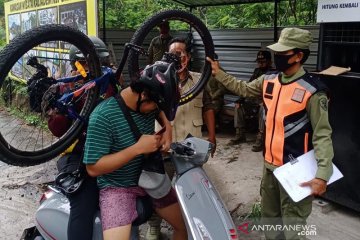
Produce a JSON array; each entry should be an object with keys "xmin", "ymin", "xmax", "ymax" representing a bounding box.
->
[
  {"xmin": 115, "ymin": 94, "xmax": 165, "ymax": 173},
  {"xmin": 114, "ymin": 94, "xmax": 142, "ymax": 140}
]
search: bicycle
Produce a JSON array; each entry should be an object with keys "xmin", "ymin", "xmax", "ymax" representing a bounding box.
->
[{"xmin": 0, "ymin": 9, "xmax": 215, "ymax": 166}]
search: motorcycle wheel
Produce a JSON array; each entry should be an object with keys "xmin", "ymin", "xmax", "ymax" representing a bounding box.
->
[
  {"xmin": 0, "ymin": 24, "xmax": 101, "ymax": 166},
  {"xmin": 127, "ymin": 9, "xmax": 215, "ymax": 105}
]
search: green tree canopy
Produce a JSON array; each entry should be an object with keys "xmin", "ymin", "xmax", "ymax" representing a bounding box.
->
[
  {"xmin": 0, "ymin": 0, "xmax": 318, "ymax": 47},
  {"xmin": 0, "ymin": 0, "xmax": 10, "ymax": 47},
  {"xmin": 100, "ymin": 0, "xmax": 318, "ymax": 30}
]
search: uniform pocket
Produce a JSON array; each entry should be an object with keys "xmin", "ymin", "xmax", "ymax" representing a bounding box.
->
[
  {"xmin": 192, "ymin": 119, "xmax": 203, "ymax": 127},
  {"xmin": 193, "ymin": 97, "xmax": 203, "ymax": 108}
]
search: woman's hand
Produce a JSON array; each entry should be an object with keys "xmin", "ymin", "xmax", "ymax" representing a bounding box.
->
[
  {"xmin": 160, "ymin": 135, "xmax": 171, "ymax": 152},
  {"xmin": 160, "ymin": 125, "xmax": 172, "ymax": 152},
  {"xmin": 135, "ymin": 135, "xmax": 162, "ymax": 155},
  {"xmin": 157, "ymin": 111, "xmax": 172, "ymax": 152}
]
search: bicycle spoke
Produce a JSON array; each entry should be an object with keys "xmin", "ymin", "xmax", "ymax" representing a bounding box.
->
[
  {"xmin": 33, "ymin": 127, "xmax": 42, "ymax": 151},
  {"xmin": 1, "ymin": 118, "xmax": 22, "ymax": 135},
  {"xmin": 24, "ymin": 126, "xmax": 37, "ymax": 151},
  {"xmin": 0, "ymin": 24, "xmax": 102, "ymax": 165},
  {"xmin": 7, "ymin": 122, "xmax": 25, "ymax": 147}
]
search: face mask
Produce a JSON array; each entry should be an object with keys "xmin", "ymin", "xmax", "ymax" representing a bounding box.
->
[
  {"xmin": 160, "ymin": 27, "xmax": 169, "ymax": 36},
  {"xmin": 259, "ymin": 66, "xmax": 269, "ymax": 71},
  {"xmin": 274, "ymin": 53, "xmax": 297, "ymax": 72}
]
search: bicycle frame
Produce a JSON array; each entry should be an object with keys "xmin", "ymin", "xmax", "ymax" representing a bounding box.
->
[{"xmin": 48, "ymin": 43, "xmax": 148, "ymax": 123}]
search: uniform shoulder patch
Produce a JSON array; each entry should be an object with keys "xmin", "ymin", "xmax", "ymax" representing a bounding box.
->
[
  {"xmin": 320, "ymin": 98, "xmax": 328, "ymax": 111},
  {"xmin": 291, "ymin": 88, "xmax": 306, "ymax": 103}
]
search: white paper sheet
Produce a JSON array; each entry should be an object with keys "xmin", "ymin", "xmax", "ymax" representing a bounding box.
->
[{"xmin": 273, "ymin": 150, "xmax": 343, "ymax": 202}]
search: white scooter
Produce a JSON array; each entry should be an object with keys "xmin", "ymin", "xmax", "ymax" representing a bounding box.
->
[{"xmin": 21, "ymin": 137, "xmax": 238, "ymax": 240}]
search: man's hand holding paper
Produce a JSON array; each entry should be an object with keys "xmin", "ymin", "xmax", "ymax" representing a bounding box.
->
[
  {"xmin": 300, "ymin": 178, "xmax": 327, "ymax": 196},
  {"xmin": 273, "ymin": 150, "xmax": 343, "ymax": 202}
]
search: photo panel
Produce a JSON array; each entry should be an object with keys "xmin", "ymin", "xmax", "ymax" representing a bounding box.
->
[
  {"xmin": 8, "ymin": 14, "xmax": 21, "ymax": 40},
  {"xmin": 59, "ymin": 2, "xmax": 87, "ymax": 34},
  {"xmin": 21, "ymin": 11, "xmax": 37, "ymax": 33},
  {"xmin": 38, "ymin": 7, "xmax": 58, "ymax": 26}
]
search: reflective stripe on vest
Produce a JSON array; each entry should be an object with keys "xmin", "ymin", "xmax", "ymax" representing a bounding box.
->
[{"xmin": 262, "ymin": 73, "xmax": 317, "ymax": 166}]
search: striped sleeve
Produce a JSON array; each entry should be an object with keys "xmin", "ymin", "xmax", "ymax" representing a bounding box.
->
[{"xmin": 83, "ymin": 111, "xmax": 112, "ymax": 165}]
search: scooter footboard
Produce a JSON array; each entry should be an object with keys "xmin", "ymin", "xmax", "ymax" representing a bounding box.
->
[{"xmin": 175, "ymin": 168, "xmax": 238, "ymax": 240}]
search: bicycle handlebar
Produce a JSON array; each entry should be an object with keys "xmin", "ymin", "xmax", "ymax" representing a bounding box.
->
[{"xmin": 115, "ymin": 43, "xmax": 148, "ymax": 81}]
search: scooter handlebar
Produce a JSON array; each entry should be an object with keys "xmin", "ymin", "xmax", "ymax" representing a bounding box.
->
[{"xmin": 170, "ymin": 142, "xmax": 195, "ymax": 156}]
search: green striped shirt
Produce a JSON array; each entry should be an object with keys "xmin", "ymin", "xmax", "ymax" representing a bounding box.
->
[{"xmin": 83, "ymin": 96, "xmax": 156, "ymax": 189}]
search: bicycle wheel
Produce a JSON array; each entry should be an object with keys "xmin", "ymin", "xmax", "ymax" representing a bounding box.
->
[
  {"xmin": 127, "ymin": 9, "xmax": 215, "ymax": 105},
  {"xmin": 0, "ymin": 24, "xmax": 101, "ymax": 166}
]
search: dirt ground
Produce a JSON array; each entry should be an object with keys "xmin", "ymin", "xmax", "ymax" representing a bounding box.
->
[
  {"xmin": 0, "ymin": 159, "xmax": 58, "ymax": 239},
  {"xmin": 0, "ymin": 112, "xmax": 360, "ymax": 239}
]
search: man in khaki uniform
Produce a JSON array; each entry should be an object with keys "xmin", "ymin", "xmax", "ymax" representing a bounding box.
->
[
  {"xmin": 207, "ymin": 28, "xmax": 334, "ymax": 239},
  {"xmin": 147, "ymin": 20, "xmax": 173, "ymax": 64},
  {"xmin": 169, "ymin": 37, "xmax": 216, "ymax": 149},
  {"xmin": 229, "ymin": 50, "xmax": 273, "ymax": 149},
  {"xmin": 147, "ymin": 37, "xmax": 216, "ymax": 240}
]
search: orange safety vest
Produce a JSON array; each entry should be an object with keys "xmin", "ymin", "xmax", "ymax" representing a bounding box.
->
[{"xmin": 262, "ymin": 71, "xmax": 326, "ymax": 166}]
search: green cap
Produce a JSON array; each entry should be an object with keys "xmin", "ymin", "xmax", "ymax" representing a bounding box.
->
[{"xmin": 267, "ymin": 28, "xmax": 313, "ymax": 52}]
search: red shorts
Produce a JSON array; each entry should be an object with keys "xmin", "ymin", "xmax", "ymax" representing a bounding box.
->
[{"xmin": 99, "ymin": 186, "xmax": 177, "ymax": 231}]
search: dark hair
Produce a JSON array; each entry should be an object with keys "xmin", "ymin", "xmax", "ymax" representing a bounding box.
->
[
  {"xmin": 129, "ymin": 81, "xmax": 156, "ymax": 104},
  {"xmin": 294, "ymin": 48, "xmax": 310, "ymax": 64},
  {"xmin": 130, "ymin": 80, "xmax": 144, "ymax": 93},
  {"xmin": 158, "ymin": 20, "xmax": 170, "ymax": 28},
  {"xmin": 168, "ymin": 37, "xmax": 192, "ymax": 53}
]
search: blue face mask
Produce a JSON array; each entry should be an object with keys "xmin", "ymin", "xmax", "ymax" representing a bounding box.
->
[{"xmin": 274, "ymin": 53, "xmax": 297, "ymax": 72}]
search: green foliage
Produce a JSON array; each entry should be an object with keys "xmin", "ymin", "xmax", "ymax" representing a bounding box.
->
[
  {"xmin": 238, "ymin": 201, "xmax": 262, "ymax": 222},
  {"xmin": 7, "ymin": 107, "xmax": 46, "ymax": 127},
  {"xmin": 0, "ymin": 0, "xmax": 12, "ymax": 48},
  {"xmin": 101, "ymin": 0, "xmax": 183, "ymax": 29},
  {"xmin": 0, "ymin": 77, "xmax": 27, "ymax": 104},
  {"xmin": 0, "ymin": 27, "xmax": 6, "ymax": 48},
  {"xmin": 248, "ymin": 201, "xmax": 262, "ymax": 221},
  {"xmin": 0, "ymin": 79, "xmax": 47, "ymax": 129},
  {"xmin": 191, "ymin": 1, "xmax": 318, "ymax": 29},
  {"xmin": 277, "ymin": 0, "xmax": 318, "ymax": 26},
  {"xmin": 13, "ymin": 82, "xmax": 27, "ymax": 95},
  {"xmin": 100, "ymin": 0, "xmax": 318, "ymax": 30},
  {"xmin": 0, "ymin": 80, "xmax": 46, "ymax": 128},
  {"xmin": 0, "ymin": 0, "xmax": 318, "ymax": 36},
  {"xmin": 0, "ymin": 0, "xmax": 6, "ymax": 19}
]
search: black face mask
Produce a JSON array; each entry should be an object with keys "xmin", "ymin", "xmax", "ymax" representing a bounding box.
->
[
  {"xmin": 259, "ymin": 66, "xmax": 269, "ymax": 71},
  {"xmin": 274, "ymin": 53, "xmax": 297, "ymax": 72}
]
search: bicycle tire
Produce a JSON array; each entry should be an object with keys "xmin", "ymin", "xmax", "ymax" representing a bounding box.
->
[
  {"xmin": 127, "ymin": 9, "xmax": 215, "ymax": 105},
  {"xmin": 0, "ymin": 24, "xmax": 101, "ymax": 166}
]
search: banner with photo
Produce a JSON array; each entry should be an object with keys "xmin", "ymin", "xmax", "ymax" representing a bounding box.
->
[{"xmin": 4, "ymin": 0, "xmax": 97, "ymax": 81}]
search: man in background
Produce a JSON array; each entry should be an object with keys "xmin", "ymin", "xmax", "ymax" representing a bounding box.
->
[
  {"xmin": 228, "ymin": 50, "xmax": 273, "ymax": 153},
  {"xmin": 147, "ymin": 37, "xmax": 216, "ymax": 240},
  {"xmin": 148, "ymin": 20, "xmax": 173, "ymax": 64}
]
